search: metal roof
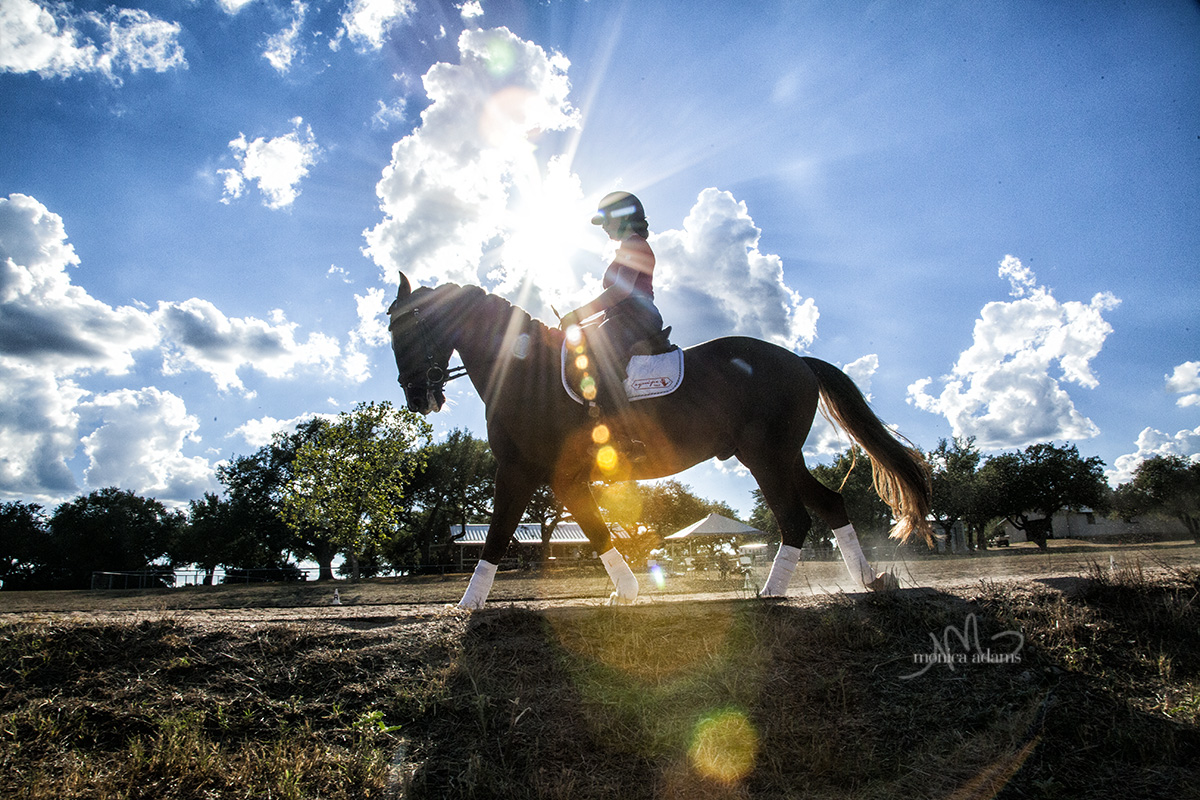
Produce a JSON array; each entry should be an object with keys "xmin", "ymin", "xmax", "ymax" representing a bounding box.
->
[
  {"xmin": 664, "ymin": 513, "xmax": 763, "ymax": 540},
  {"xmin": 448, "ymin": 523, "xmax": 629, "ymax": 546}
]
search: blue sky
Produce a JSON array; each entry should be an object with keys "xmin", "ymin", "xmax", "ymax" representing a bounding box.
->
[{"xmin": 1, "ymin": 0, "xmax": 1198, "ymax": 518}]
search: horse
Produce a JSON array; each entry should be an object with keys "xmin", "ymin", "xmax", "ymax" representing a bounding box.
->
[{"xmin": 387, "ymin": 274, "xmax": 932, "ymax": 608}]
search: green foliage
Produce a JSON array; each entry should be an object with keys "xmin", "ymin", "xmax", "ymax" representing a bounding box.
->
[
  {"xmin": 46, "ymin": 488, "xmax": 183, "ymax": 589},
  {"xmin": 400, "ymin": 429, "xmax": 496, "ymax": 567},
  {"xmin": 811, "ymin": 447, "xmax": 892, "ymax": 541},
  {"xmin": 280, "ymin": 401, "xmax": 431, "ymax": 579},
  {"xmin": 928, "ymin": 437, "xmax": 984, "ymax": 548},
  {"xmin": 1114, "ymin": 455, "xmax": 1200, "ymax": 543},
  {"xmin": 0, "ymin": 501, "xmax": 49, "ymax": 589}
]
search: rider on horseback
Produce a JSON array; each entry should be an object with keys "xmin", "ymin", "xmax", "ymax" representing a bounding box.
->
[{"xmin": 558, "ymin": 192, "xmax": 669, "ymax": 453}]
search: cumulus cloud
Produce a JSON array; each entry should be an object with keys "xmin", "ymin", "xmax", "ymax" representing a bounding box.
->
[
  {"xmin": 907, "ymin": 255, "xmax": 1120, "ymax": 449},
  {"xmin": 653, "ymin": 188, "xmax": 819, "ymax": 350},
  {"xmin": 1166, "ymin": 361, "xmax": 1200, "ymax": 408},
  {"xmin": 803, "ymin": 354, "xmax": 879, "ymax": 457},
  {"xmin": 0, "ymin": 192, "xmax": 354, "ymax": 502},
  {"xmin": 0, "ymin": 0, "xmax": 186, "ymax": 82},
  {"xmin": 364, "ymin": 26, "xmax": 580, "ymax": 289},
  {"xmin": 1108, "ymin": 425, "xmax": 1200, "ymax": 486},
  {"xmin": 232, "ymin": 412, "xmax": 337, "ymax": 448},
  {"xmin": 337, "ymin": 0, "xmax": 414, "ymax": 50},
  {"xmin": 219, "ymin": 118, "xmax": 320, "ymax": 209},
  {"xmin": 263, "ymin": 1, "xmax": 306, "ymax": 74},
  {"xmin": 78, "ymin": 387, "xmax": 216, "ymax": 503},
  {"xmin": 0, "ymin": 193, "xmax": 159, "ymax": 376},
  {"xmin": 155, "ymin": 299, "xmax": 342, "ymax": 395}
]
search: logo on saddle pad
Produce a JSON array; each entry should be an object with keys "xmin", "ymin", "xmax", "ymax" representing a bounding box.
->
[{"xmin": 561, "ymin": 344, "xmax": 684, "ymax": 406}]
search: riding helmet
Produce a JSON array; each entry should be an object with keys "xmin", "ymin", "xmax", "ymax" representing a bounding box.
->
[{"xmin": 591, "ymin": 191, "xmax": 646, "ymax": 226}]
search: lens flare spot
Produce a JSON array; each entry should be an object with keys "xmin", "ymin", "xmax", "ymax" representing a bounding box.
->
[
  {"xmin": 592, "ymin": 424, "xmax": 610, "ymax": 444},
  {"xmin": 575, "ymin": 354, "xmax": 589, "ymax": 370},
  {"xmin": 566, "ymin": 325, "xmax": 583, "ymax": 346},
  {"xmin": 688, "ymin": 709, "xmax": 759, "ymax": 784},
  {"xmin": 596, "ymin": 445, "xmax": 619, "ymax": 471},
  {"xmin": 649, "ymin": 563, "xmax": 666, "ymax": 588}
]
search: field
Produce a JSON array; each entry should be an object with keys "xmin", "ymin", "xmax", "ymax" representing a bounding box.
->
[{"xmin": 1, "ymin": 540, "xmax": 1197, "ymax": 799}]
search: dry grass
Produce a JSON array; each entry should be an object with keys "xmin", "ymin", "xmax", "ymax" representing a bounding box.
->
[{"xmin": 1, "ymin": 562, "xmax": 1197, "ymax": 799}]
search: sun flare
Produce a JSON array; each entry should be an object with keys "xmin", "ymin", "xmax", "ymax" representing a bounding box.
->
[{"xmin": 500, "ymin": 159, "xmax": 598, "ymax": 310}]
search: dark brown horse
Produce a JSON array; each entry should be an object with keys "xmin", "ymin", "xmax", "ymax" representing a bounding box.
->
[{"xmin": 387, "ymin": 274, "xmax": 931, "ymax": 607}]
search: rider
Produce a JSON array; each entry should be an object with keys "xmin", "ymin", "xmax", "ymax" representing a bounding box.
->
[{"xmin": 559, "ymin": 191, "xmax": 666, "ymax": 425}]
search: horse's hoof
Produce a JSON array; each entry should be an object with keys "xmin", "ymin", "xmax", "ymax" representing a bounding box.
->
[
  {"xmin": 867, "ymin": 571, "xmax": 900, "ymax": 592},
  {"xmin": 608, "ymin": 591, "xmax": 636, "ymax": 606}
]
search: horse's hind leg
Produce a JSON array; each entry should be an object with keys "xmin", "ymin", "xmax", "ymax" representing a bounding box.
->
[
  {"xmin": 751, "ymin": 453, "xmax": 886, "ymax": 594},
  {"xmin": 790, "ymin": 465, "xmax": 882, "ymax": 589}
]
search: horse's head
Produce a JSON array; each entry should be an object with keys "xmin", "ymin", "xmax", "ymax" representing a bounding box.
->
[{"xmin": 387, "ymin": 273, "xmax": 455, "ymax": 415}]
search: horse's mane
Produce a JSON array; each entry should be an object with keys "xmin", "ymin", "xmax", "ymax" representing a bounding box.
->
[{"xmin": 426, "ymin": 283, "xmax": 564, "ymax": 352}]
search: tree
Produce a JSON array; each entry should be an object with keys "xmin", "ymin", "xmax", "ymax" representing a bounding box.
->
[
  {"xmin": 1113, "ymin": 455, "xmax": 1200, "ymax": 544},
  {"xmin": 978, "ymin": 443, "xmax": 1108, "ymax": 550},
  {"xmin": 811, "ymin": 447, "xmax": 892, "ymax": 544},
  {"xmin": 281, "ymin": 401, "xmax": 431, "ymax": 580},
  {"xmin": 927, "ymin": 437, "xmax": 983, "ymax": 552},
  {"xmin": 525, "ymin": 483, "xmax": 567, "ymax": 567},
  {"xmin": 0, "ymin": 501, "xmax": 50, "ymax": 590},
  {"xmin": 400, "ymin": 429, "xmax": 496, "ymax": 568},
  {"xmin": 748, "ymin": 488, "xmax": 781, "ymax": 541},
  {"xmin": 46, "ymin": 488, "xmax": 183, "ymax": 589}
]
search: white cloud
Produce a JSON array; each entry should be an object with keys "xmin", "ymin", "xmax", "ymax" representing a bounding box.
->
[
  {"xmin": 804, "ymin": 354, "xmax": 879, "ymax": 457},
  {"xmin": 0, "ymin": 193, "xmax": 159, "ymax": 376},
  {"xmin": 0, "ymin": 193, "xmax": 358, "ymax": 502},
  {"xmin": 459, "ymin": 1, "xmax": 484, "ymax": 21},
  {"xmin": 155, "ymin": 298, "xmax": 342, "ymax": 395},
  {"xmin": 232, "ymin": 412, "xmax": 335, "ymax": 448},
  {"xmin": 217, "ymin": 0, "xmax": 260, "ymax": 14},
  {"xmin": 370, "ymin": 97, "xmax": 407, "ymax": 130},
  {"xmin": 1108, "ymin": 425, "xmax": 1200, "ymax": 486},
  {"xmin": 0, "ymin": 363, "xmax": 86, "ymax": 501},
  {"xmin": 1166, "ymin": 361, "xmax": 1200, "ymax": 408},
  {"xmin": 78, "ymin": 387, "xmax": 216, "ymax": 504},
  {"xmin": 653, "ymin": 188, "xmax": 819, "ymax": 350},
  {"xmin": 338, "ymin": 0, "xmax": 414, "ymax": 50},
  {"xmin": 907, "ymin": 255, "xmax": 1120, "ymax": 449},
  {"xmin": 264, "ymin": 1, "xmax": 306, "ymax": 74},
  {"xmin": 364, "ymin": 26, "xmax": 580, "ymax": 288},
  {"xmin": 0, "ymin": 0, "xmax": 186, "ymax": 82},
  {"xmin": 218, "ymin": 118, "xmax": 320, "ymax": 209}
]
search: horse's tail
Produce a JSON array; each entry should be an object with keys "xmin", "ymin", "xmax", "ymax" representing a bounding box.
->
[{"xmin": 802, "ymin": 357, "xmax": 933, "ymax": 546}]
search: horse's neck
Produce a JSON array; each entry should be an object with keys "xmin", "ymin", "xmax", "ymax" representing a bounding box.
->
[{"xmin": 439, "ymin": 286, "xmax": 557, "ymax": 380}]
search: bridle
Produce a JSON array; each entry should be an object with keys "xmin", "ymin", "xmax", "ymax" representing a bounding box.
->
[{"xmin": 393, "ymin": 303, "xmax": 468, "ymax": 398}]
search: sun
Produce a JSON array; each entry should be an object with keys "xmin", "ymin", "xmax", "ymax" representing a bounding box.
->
[{"xmin": 500, "ymin": 159, "xmax": 599, "ymax": 310}]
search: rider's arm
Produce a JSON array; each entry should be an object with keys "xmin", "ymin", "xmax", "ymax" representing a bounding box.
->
[{"xmin": 562, "ymin": 236, "xmax": 653, "ymax": 326}]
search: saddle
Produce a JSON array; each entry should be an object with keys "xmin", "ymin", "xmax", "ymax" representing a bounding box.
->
[{"xmin": 561, "ymin": 327, "xmax": 683, "ymax": 406}]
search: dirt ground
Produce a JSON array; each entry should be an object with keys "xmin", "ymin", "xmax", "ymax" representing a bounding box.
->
[{"xmin": 2, "ymin": 539, "xmax": 1195, "ymax": 627}]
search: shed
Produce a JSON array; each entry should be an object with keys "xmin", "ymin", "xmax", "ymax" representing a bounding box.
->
[{"xmin": 446, "ymin": 522, "xmax": 630, "ymax": 569}]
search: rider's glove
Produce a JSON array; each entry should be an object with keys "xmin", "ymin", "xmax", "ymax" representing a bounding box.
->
[{"xmin": 559, "ymin": 310, "xmax": 582, "ymax": 330}]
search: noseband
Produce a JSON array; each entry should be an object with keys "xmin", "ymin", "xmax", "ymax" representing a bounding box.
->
[{"xmin": 394, "ymin": 305, "xmax": 468, "ymax": 396}]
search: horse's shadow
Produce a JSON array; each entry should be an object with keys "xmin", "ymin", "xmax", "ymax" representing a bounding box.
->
[{"xmin": 397, "ymin": 588, "xmax": 1197, "ymax": 799}]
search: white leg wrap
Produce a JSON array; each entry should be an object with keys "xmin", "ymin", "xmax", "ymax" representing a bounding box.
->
[
  {"xmin": 833, "ymin": 523, "xmax": 876, "ymax": 589},
  {"xmin": 600, "ymin": 547, "xmax": 638, "ymax": 604},
  {"xmin": 761, "ymin": 544, "xmax": 802, "ymax": 596},
  {"xmin": 458, "ymin": 560, "xmax": 498, "ymax": 610}
]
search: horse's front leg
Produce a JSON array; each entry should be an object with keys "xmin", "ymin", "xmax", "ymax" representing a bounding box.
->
[
  {"xmin": 458, "ymin": 461, "xmax": 540, "ymax": 610},
  {"xmin": 552, "ymin": 475, "xmax": 638, "ymax": 604}
]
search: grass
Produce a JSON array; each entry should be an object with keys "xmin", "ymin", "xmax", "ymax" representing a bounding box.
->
[{"xmin": 0, "ymin": 556, "xmax": 1197, "ymax": 798}]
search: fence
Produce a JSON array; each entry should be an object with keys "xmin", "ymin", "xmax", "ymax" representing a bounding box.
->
[{"xmin": 91, "ymin": 567, "xmax": 322, "ymax": 590}]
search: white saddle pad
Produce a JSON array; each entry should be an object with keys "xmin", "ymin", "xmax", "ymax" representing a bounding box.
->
[{"xmin": 561, "ymin": 345, "xmax": 684, "ymax": 406}]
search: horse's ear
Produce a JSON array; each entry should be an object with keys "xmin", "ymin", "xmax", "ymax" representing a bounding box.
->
[{"xmin": 397, "ymin": 272, "xmax": 412, "ymax": 300}]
